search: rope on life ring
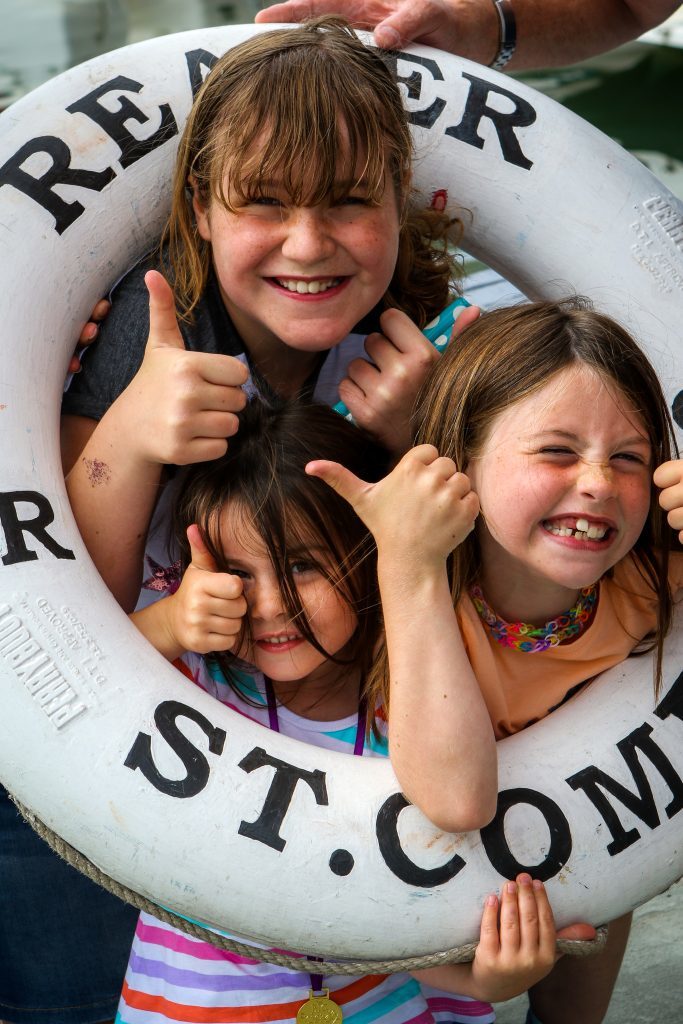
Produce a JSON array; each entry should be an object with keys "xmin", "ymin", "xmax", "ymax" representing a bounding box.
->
[
  {"xmin": 11, "ymin": 796, "xmax": 608, "ymax": 971},
  {"xmin": 0, "ymin": 25, "xmax": 682, "ymax": 962}
]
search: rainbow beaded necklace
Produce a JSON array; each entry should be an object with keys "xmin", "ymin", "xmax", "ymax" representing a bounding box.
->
[{"xmin": 469, "ymin": 583, "xmax": 598, "ymax": 653}]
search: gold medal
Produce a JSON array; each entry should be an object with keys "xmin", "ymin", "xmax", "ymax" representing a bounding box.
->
[{"xmin": 296, "ymin": 988, "xmax": 343, "ymax": 1024}]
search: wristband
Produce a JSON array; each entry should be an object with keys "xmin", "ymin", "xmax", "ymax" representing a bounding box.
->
[{"xmin": 488, "ymin": 0, "xmax": 516, "ymax": 71}]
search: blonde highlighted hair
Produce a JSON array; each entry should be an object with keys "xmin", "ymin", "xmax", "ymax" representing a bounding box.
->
[{"xmin": 162, "ymin": 17, "xmax": 460, "ymax": 325}]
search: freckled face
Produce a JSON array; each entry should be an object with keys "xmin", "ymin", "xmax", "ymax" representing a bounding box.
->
[
  {"xmin": 466, "ymin": 365, "xmax": 652, "ymax": 620},
  {"xmin": 193, "ymin": 158, "xmax": 400, "ymax": 362}
]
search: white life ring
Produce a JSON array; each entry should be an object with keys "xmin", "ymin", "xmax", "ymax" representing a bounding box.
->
[{"xmin": 0, "ymin": 26, "xmax": 682, "ymax": 961}]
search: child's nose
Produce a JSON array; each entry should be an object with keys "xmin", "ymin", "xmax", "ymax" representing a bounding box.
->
[
  {"xmin": 248, "ymin": 578, "xmax": 285, "ymax": 622},
  {"xmin": 280, "ymin": 209, "xmax": 336, "ymax": 264},
  {"xmin": 576, "ymin": 459, "xmax": 617, "ymax": 499}
]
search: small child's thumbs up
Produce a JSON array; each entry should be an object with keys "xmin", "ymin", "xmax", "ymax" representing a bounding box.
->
[
  {"xmin": 186, "ymin": 524, "xmax": 218, "ymax": 573},
  {"xmin": 145, "ymin": 269, "xmax": 185, "ymax": 350},
  {"xmin": 306, "ymin": 460, "xmax": 372, "ymax": 513}
]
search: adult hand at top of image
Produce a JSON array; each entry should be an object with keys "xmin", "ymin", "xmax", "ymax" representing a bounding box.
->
[
  {"xmin": 121, "ymin": 270, "xmax": 248, "ymax": 467},
  {"xmin": 307, "ymin": 443, "xmax": 479, "ymax": 568},
  {"xmin": 256, "ymin": 0, "xmax": 491, "ymax": 61},
  {"xmin": 131, "ymin": 525, "xmax": 248, "ymax": 662},
  {"xmin": 256, "ymin": 0, "xmax": 681, "ymax": 70}
]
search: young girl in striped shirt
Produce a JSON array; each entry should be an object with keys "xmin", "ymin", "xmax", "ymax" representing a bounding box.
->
[{"xmin": 122, "ymin": 399, "xmax": 589, "ymax": 1024}]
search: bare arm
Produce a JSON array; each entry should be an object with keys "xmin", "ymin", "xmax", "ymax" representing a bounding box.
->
[
  {"xmin": 65, "ymin": 405, "xmax": 166, "ymax": 612},
  {"xmin": 256, "ymin": 0, "xmax": 679, "ymax": 69},
  {"xmin": 307, "ymin": 445, "xmax": 498, "ymax": 833},
  {"xmin": 64, "ymin": 272, "xmax": 247, "ymax": 612},
  {"xmin": 61, "ymin": 413, "xmax": 99, "ymax": 476}
]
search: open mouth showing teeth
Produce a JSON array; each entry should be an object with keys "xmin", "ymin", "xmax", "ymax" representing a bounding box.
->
[
  {"xmin": 274, "ymin": 278, "xmax": 342, "ymax": 294},
  {"xmin": 261, "ymin": 634, "xmax": 301, "ymax": 645},
  {"xmin": 543, "ymin": 517, "xmax": 611, "ymax": 541}
]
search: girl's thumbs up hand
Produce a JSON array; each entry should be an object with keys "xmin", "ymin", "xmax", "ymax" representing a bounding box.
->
[
  {"xmin": 116, "ymin": 271, "xmax": 248, "ymax": 468},
  {"xmin": 654, "ymin": 458, "xmax": 683, "ymax": 544},
  {"xmin": 163, "ymin": 525, "xmax": 248, "ymax": 656},
  {"xmin": 307, "ymin": 445, "xmax": 479, "ymax": 568}
]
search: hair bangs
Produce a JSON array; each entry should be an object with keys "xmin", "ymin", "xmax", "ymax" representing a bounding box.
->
[{"xmin": 205, "ymin": 56, "xmax": 395, "ymax": 211}]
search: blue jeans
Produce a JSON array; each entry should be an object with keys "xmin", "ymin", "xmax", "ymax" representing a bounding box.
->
[{"xmin": 0, "ymin": 787, "xmax": 138, "ymax": 1023}]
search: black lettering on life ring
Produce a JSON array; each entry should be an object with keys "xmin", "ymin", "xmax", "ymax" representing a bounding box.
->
[
  {"xmin": 124, "ymin": 699, "xmax": 226, "ymax": 798},
  {"xmin": 238, "ymin": 747, "xmax": 328, "ymax": 852},
  {"xmin": 446, "ymin": 73, "xmax": 536, "ymax": 170},
  {"xmin": 385, "ymin": 51, "xmax": 447, "ymax": 130},
  {"xmin": 655, "ymin": 667, "xmax": 683, "ymax": 724},
  {"xmin": 0, "ymin": 77, "xmax": 177, "ymax": 233},
  {"xmin": 0, "ymin": 137, "xmax": 115, "ymax": 234},
  {"xmin": 376, "ymin": 792, "xmax": 466, "ymax": 886},
  {"xmin": 382, "ymin": 54, "xmax": 535, "ymax": 170},
  {"xmin": 672, "ymin": 392, "xmax": 683, "ymax": 430},
  {"xmin": 480, "ymin": 788, "xmax": 572, "ymax": 880},
  {"xmin": 0, "ymin": 491, "xmax": 75, "ymax": 565},
  {"xmin": 66, "ymin": 76, "xmax": 178, "ymax": 170},
  {"xmin": 185, "ymin": 49, "xmax": 220, "ymax": 98},
  {"xmin": 566, "ymin": 721, "xmax": 683, "ymax": 856}
]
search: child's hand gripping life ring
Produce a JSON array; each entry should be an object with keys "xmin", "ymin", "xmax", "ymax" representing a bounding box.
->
[{"xmin": 0, "ymin": 26, "xmax": 682, "ymax": 960}]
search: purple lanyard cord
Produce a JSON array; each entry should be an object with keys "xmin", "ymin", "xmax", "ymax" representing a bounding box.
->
[{"xmin": 264, "ymin": 678, "xmax": 367, "ymax": 755}]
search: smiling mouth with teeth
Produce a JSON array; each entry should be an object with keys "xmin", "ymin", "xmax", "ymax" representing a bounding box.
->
[
  {"xmin": 543, "ymin": 517, "xmax": 610, "ymax": 541},
  {"xmin": 274, "ymin": 278, "xmax": 342, "ymax": 294},
  {"xmin": 259, "ymin": 634, "xmax": 301, "ymax": 645}
]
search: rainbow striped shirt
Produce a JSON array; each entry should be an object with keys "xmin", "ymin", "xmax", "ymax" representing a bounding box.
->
[{"xmin": 116, "ymin": 654, "xmax": 494, "ymax": 1024}]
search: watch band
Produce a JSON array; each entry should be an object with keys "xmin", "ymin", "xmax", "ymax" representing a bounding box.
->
[{"xmin": 489, "ymin": 0, "xmax": 517, "ymax": 71}]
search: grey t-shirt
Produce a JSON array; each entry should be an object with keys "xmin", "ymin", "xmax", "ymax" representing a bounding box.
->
[
  {"xmin": 62, "ymin": 252, "xmax": 380, "ymax": 608},
  {"xmin": 62, "ymin": 251, "xmax": 380, "ymax": 421}
]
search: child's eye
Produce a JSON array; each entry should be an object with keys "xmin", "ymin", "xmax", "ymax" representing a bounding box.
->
[
  {"xmin": 612, "ymin": 451, "xmax": 648, "ymax": 466},
  {"xmin": 226, "ymin": 566, "xmax": 250, "ymax": 579},
  {"xmin": 290, "ymin": 560, "xmax": 317, "ymax": 575},
  {"xmin": 538, "ymin": 446, "xmax": 575, "ymax": 457},
  {"xmin": 333, "ymin": 193, "xmax": 372, "ymax": 208}
]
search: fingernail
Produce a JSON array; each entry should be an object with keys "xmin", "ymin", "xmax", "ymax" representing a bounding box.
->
[
  {"xmin": 518, "ymin": 873, "xmax": 532, "ymax": 886},
  {"xmin": 506, "ymin": 881, "xmax": 517, "ymax": 894},
  {"xmin": 532, "ymin": 879, "xmax": 543, "ymax": 891},
  {"xmin": 486, "ymin": 893, "xmax": 498, "ymax": 907}
]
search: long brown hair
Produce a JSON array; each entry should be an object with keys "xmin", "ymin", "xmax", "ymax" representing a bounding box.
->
[
  {"xmin": 367, "ymin": 298, "xmax": 679, "ymax": 712},
  {"xmin": 173, "ymin": 399, "xmax": 388, "ymax": 717},
  {"xmin": 162, "ymin": 17, "xmax": 461, "ymax": 326}
]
